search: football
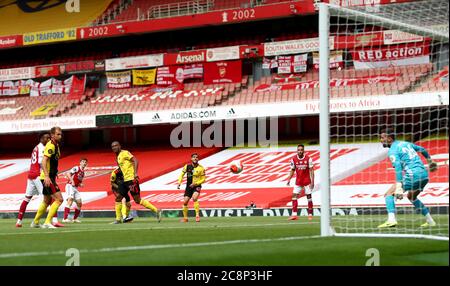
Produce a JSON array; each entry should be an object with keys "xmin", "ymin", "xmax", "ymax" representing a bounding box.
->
[{"xmin": 229, "ymin": 160, "xmax": 244, "ymax": 174}]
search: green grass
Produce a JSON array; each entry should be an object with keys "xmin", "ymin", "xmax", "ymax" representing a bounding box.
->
[{"xmin": 0, "ymin": 216, "xmax": 447, "ymax": 266}]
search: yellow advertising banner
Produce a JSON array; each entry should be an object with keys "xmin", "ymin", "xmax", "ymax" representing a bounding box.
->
[
  {"xmin": 23, "ymin": 28, "xmax": 77, "ymax": 46},
  {"xmin": 30, "ymin": 103, "xmax": 58, "ymax": 117},
  {"xmin": 132, "ymin": 69, "xmax": 156, "ymax": 86}
]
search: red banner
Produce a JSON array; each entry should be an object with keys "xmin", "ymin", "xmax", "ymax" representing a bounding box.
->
[
  {"xmin": 352, "ymin": 42, "xmax": 430, "ymax": 69},
  {"xmin": 59, "ymin": 60, "xmax": 105, "ymax": 75},
  {"xmin": 67, "ymin": 75, "xmax": 86, "ymax": 100},
  {"xmin": 334, "ymin": 32, "xmax": 384, "ymax": 50},
  {"xmin": 204, "ymin": 60, "xmax": 242, "ymax": 84},
  {"xmin": 254, "ymin": 74, "xmax": 401, "ymax": 92},
  {"xmin": 164, "ymin": 50, "xmax": 206, "ymax": 65},
  {"xmin": 35, "ymin": 65, "xmax": 60, "ymax": 78},
  {"xmin": 0, "ymin": 35, "xmax": 22, "ymax": 49},
  {"xmin": 157, "ymin": 66, "xmax": 184, "ymax": 85}
]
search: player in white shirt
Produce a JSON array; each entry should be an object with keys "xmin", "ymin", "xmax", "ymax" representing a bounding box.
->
[
  {"xmin": 62, "ymin": 158, "xmax": 88, "ymax": 223},
  {"xmin": 16, "ymin": 132, "xmax": 50, "ymax": 228}
]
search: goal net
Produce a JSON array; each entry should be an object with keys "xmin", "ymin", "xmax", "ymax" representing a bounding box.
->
[{"xmin": 318, "ymin": 0, "xmax": 449, "ymax": 240}]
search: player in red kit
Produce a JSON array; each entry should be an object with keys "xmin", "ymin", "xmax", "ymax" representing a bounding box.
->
[
  {"xmin": 62, "ymin": 158, "xmax": 88, "ymax": 223},
  {"xmin": 16, "ymin": 132, "xmax": 50, "ymax": 227},
  {"xmin": 286, "ymin": 144, "xmax": 315, "ymax": 221}
]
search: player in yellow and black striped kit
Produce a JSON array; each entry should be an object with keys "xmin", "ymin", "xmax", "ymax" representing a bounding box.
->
[
  {"xmin": 111, "ymin": 141, "xmax": 162, "ymax": 223},
  {"xmin": 177, "ymin": 153, "xmax": 206, "ymax": 222},
  {"xmin": 110, "ymin": 168, "xmax": 132, "ymax": 224}
]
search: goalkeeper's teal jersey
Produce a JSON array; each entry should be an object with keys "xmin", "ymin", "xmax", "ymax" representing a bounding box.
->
[{"xmin": 388, "ymin": 140, "xmax": 429, "ymax": 182}]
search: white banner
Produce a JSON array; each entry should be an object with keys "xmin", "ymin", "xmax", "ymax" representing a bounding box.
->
[
  {"xmin": 52, "ymin": 77, "xmax": 73, "ymax": 94},
  {"xmin": 30, "ymin": 78, "xmax": 53, "ymax": 97},
  {"xmin": 133, "ymin": 92, "xmax": 448, "ymax": 125},
  {"xmin": 293, "ymin": 54, "xmax": 307, "ymax": 73},
  {"xmin": 264, "ymin": 37, "xmax": 335, "ymax": 56},
  {"xmin": 183, "ymin": 64, "xmax": 204, "ymax": 79},
  {"xmin": 0, "ymin": 106, "xmax": 22, "ymax": 115},
  {"xmin": 383, "ymin": 30, "xmax": 424, "ymax": 45},
  {"xmin": 262, "ymin": 57, "xmax": 278, "ymax": 69},
  {"xmin": 0, "ymin": 115, "xmax": 96, "ymax": 133},
  {"xmin": 313, "ymin": 50, "xmax": 344, "ymax": 70},
  {"xmin": 0, "ymin": 81, "xmax": 19, "ymax": 96},
  {"xmin": 0, "ymin": 67, "xmax": 35, "ymax": 81},
  {"xmin": 105, "ymin": 54, "xmax": 164, "ymax": 71},
  {"xmin": 206, "ymin": 46, "xmax": 240, "ymax": 62},
  {"xmin": 106, "ymin": 71, "xmax": 131, "ymax": 89},
  {"xmin": 354, "ymin": 55, "xmax": 430, "ymax": 69}
]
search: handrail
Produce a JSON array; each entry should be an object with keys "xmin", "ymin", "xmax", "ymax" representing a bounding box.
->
[{"xmin": 146, "ymin": 0, "xmax": 214, "ymax": 19}]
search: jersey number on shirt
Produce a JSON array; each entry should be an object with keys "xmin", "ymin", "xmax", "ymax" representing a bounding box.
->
[
  {"xmin": 402, "ymin": 146, "xmax": 417, "ymax": 160},
  {"xmin": 31, "ymin": 151, "xmax": 37, "ymax": 164}
]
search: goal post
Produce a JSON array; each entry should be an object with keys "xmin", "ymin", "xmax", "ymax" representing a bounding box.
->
[{"xmin": 318, "ymin": 0, "xmax": 449, "ymax": 240}]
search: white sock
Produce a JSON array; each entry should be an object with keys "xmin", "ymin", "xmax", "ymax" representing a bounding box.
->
[
  {"xmin": 388, "ymin": 212, "xmax": 396, "ymax": 222},
  {"xmin": 425, "ymin": 213, "xmax": 434, "ymax": 223},
  {"xmin": 52, "ymin": 217, "xmax": 58, "ymax": 223},
  {"xmin": 17, "ymin": 219, "xmax": 22, "ymax": 224}
]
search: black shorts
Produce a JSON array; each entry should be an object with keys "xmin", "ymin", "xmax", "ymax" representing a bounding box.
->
[
  {"xmin": 112, "ymin": 186, "xmax": 130, "ymax": 202},
  {"xmin": 184, "ymin": 185, "xmax": 201, "ymax": 198},
  {"xmin": 119, "ymin": 180, "xmax": 140, "ymax": 197},
  {"xmin": 41, "ymin": 178, "xmax": 60, "ymax": 196}
]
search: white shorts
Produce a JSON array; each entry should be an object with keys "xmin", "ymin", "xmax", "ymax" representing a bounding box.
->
[
  {"xmin": 25, "ymin": 177, "xmax": 43, "ymax": 197},
  {"xmin": 65, "ymin": 184, "xmax": 82, "ymax": 201},
  {"xmin": 293, "ymin": 185, "xmax": 312, "ymax": 195}
]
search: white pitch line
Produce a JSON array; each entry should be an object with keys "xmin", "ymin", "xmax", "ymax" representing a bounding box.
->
[
  {"xmin": 0, "ymin": 221, "xmax": 319, "ymax": 237},
  {"xmin": 0, "ymin": 235, "xmax": 322, "ymax": 259}
]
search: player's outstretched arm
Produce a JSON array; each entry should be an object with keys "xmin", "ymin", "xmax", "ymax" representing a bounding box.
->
[
  {"xmin": 412, "ymin": 144, "xmax": 438, "ymax": 172},
  {"xmin": 177, "ymin": 165, "xmax": 187, "ymax": 189}
]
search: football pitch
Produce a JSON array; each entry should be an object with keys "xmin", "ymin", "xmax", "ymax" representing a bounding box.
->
[{"xmin": 0, "ymin": 216, "xmax": 448, "ymax": 266}]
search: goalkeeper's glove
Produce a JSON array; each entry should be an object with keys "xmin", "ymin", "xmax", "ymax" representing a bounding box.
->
[
  {"xmin": 427, "ymin": 159, "xmax": 438, "ymax": 172},
  {"xmin": 394, "ymin": 182, "xmax": 404, "ymax": 200}
]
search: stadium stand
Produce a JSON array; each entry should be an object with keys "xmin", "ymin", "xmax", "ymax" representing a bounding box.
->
[
  {"xmin": 62, "ymin": 79, "xmax": 246, "ymax": 117},
  {"xmin": 97, "ymin": 0, "xmax": 301, "ymax": 24},
  {"xmin": 0, "ymin": 89, "xmax": 95, "ymax": 121},
  {"xmin": 2, "ymin": 62, "xmax": 439, "ymax": 122}
]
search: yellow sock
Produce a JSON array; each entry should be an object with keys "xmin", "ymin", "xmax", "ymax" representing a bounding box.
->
[
  {"xmin": 126, "ymin": 205, "xmax": 131, "ymax": 217},
  {"xmin": 194, "ymin": 201, "xmax": 200, "ymax": 217},
  {"xmin": 115, "ymin": 202, "xmax": 122, "ymax": 221},
  {"xmin": 139, "ymin": 199, "xmax": 157, "ymax": 213},
  {"xmin": 182, "ymin": 205, "xmax": 188, "ymax": 219},
  {"xmin": 44, "ymin": 201, "xmax": 61, "ymax": 224},
  {"xmin": 34, "ymin": 202, "xmax": 48, "ymax": 224},
  {"xmin": 121, "ymin": 202, "xmax": 128, "ymax": 219}
]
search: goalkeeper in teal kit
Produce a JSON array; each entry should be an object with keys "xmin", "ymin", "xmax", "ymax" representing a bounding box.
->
[{"xmin": 378, "ymin": 129, "xmax": 438, "ymax": 228}]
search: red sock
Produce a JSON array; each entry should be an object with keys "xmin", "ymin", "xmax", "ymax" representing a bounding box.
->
[
  {"xmin": 64, "ymin": 207, "xmax": 70, "ymax": 220},
  {"xmin": 18, "ymin": 199, "xmax": 30, "ymax": 220},
  {"xmin": 292, "ymin": 199, "xmax": 298, "ymax": 216},
  {"xmin": 307, "ymin": 199, "xmax": 313, "ymax": 216},
  {"xmin": 74, "ymin": 208, "xmax": 81, "ymax": 220}
]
